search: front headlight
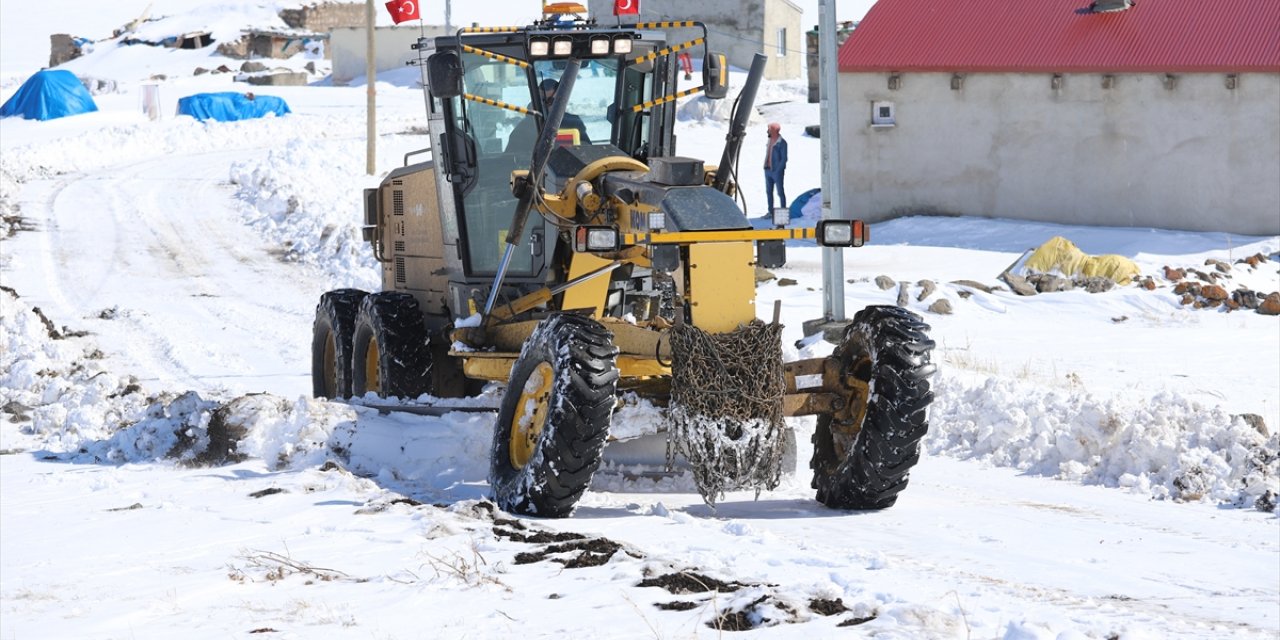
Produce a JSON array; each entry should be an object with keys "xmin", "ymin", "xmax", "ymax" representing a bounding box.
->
[
  {"xmin": 816, "ymin": 220, "xmax": 868, "ymax": 247},
  {"xmin": 771, "ymin": 207, "xmax": 790, "ymax": 228},
  {"xmin": 647, "ymin": 211, "xmax": 666, "ymax": 231},
  {"xmin": 574, "ymin": 225, "xmax": 620, "ymax": 252}
]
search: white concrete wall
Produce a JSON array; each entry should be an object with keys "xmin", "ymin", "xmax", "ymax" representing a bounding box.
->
[
  {"xmin": 330, "ymin": 25, "xmax": 449, "ymax": 86},
  {"xmin": 838, "ymin": 71, "xmax": 1280, "ymax": 236},
  {"xmin": 762, "ymin": 0, "xmax": 802, "ymax": 80},
  {"xmin": 587, "ymin": 0, "xmax": 802, "ymax": 79}
]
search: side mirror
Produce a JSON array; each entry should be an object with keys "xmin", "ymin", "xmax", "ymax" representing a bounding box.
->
[
  {"xmin": 704, "ymin": 52, "xmax": 728, "ymax": 99},
  {"xmin": 427, "ymin": 51, "xmax": 464, "ymax": 99}
]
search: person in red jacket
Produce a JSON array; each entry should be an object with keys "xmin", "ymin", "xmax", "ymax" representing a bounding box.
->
[
  {"xmin": 677, "ymin": 51, "xmax": 693, "ymax": 80},
  {"xmin": 764, "ymin": 122, "xmax": 788, "ymax": 214}
]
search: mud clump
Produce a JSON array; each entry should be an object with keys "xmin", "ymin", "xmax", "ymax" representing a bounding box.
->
[
  {"xmin": 494, "ymin": 526, "xmax": 585, "ymax": 544},
  {"xmin": 838, "ymin": 614, "xmax": 877, "ymax": 627},
  {"xmin": 513, "ymin": 537, "xmax": 622, "ymax": 568},
  {"xmin": 654, "ymin": 600, "xmax": 700, "ymax": 611},
  {"xmin": 809, "ymin": 597, "xmax": 849, "ymax": 616},
  {"xmin": 638, "ymin": 571, "xmax": 749, "ymax": 594}
]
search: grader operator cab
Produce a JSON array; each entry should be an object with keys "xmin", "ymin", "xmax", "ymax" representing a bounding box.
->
[{"xmin": 312, "ymin": 3, "xmax": 937, "ymax": 517}]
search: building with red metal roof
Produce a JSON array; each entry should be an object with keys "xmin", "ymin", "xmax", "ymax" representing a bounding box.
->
[{"xmin": 832, "ymin": 0, "xmax": 1279, "ymax": 235}]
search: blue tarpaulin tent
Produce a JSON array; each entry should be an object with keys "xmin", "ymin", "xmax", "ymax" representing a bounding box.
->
[
  {"xmin": 0, "ymin": 70, "xmax": 99, "ymax": 121},
  {"xmin": 176, "ymin": 92, "xmax": 291, "ymax": 122}
]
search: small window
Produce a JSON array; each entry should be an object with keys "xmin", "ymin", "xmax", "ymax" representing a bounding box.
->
[
  {"xmin": 871, "ymin": 100, "xmax": 895, "ymax": 127},
  {"xmin": 776, "ymin": 28, "xmax": 787, "ymax": 56}
]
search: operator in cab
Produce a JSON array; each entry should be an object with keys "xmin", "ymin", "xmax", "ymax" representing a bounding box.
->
[{"xmin": 505, "ymin": 78, "xmax": 591, "ymax": 157}]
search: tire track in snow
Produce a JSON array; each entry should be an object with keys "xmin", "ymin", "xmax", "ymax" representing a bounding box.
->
[{"xmin": 32, "ymin": 149, "xmax": 327, "ymax": 397}]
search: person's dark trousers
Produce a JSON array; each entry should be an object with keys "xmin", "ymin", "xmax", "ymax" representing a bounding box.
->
[{"xmin": 765, "ymin": 169, "xmax": 787, "ymax": 213}]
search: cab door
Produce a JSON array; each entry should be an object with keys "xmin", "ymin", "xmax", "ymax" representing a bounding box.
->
[{"xmin": 443, "ymin": 50, "xmax": 545, "ymax": 280}]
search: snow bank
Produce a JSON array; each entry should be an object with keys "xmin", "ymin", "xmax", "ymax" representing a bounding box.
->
[
  {"xmin": 0, "ymin": 288, "xmax": 148, "ymax": 453},
  {"xmin": 927, "ymin": 374, "xmax": 1279, "ymax": 509},
  {"xmin": 229, "ymin": 137, "xmax": 381, "ymax": 290}
]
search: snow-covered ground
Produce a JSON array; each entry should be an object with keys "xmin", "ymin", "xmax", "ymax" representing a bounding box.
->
[{"xmin": 2, "ymin": 2, "xmax": 1278, "ymax": 639}]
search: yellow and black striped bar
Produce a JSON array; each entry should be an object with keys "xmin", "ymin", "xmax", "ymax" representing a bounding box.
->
[
  {"xmin": 462, "ymin": 44, "xmax": 530, "ymax": 69},
  {"xmin": 459, "ymin": 26, "xmax": 524, "ymax": 34},
  {"xmin": 463, "ymin": 93, "xmax": 539, "ymax": 116},
  {"xmin": 624, "ymin": 21, "xmax": 699, "ymax": 29},
  {"xmin": 631, "ymin": 86, "xmax": 703, "ymax": 113},
  {"xmin": 623, "ymin": 228, "xmax": 818, "ymax": 245},
  {"xmin": 629, "ymin": 37, "xmax": 705, "ymax": 66}
]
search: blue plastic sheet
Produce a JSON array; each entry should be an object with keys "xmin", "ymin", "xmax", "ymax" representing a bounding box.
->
[
  {"xmin": 176, "ymin": 92, "xmax": 291, "ymax": 122},
  {"xmin": 789, "ymin": 188, "xmax": 820, "ymax": 219},
  {"xmin": 0, "ymin": 70, "xmax": 99, "ymax": 121}
]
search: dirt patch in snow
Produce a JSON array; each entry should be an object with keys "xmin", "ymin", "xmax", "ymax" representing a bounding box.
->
[
  {"xmin": 512, "ymin": 537, "xmax": 624, "ymax": 567},
  {"xmin": 809, "ymin": 597, "xmax": 849, "ymax": 616},
  {"xmin": 638, "ymin": 571, "xmax": 751, "ymax": 594},
  {"xmin": 654, "ymin": 600, "xmax": 700, "ymax": 611}
]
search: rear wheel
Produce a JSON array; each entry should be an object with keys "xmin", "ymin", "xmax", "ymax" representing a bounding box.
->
[
  {"xmin": 490, "ymin": 314, "xmax": 619, "ymax": 517},
  {"xmin": 811, "ymin": 305, "xmax": 936, "ymax": 509},
  {"xmin": 351, "ymin": 292, "xmax": 432, "ymax": 399},
  {"xmin": 311, "ymin": 289, "xmax": 367, "ymax": 399}
]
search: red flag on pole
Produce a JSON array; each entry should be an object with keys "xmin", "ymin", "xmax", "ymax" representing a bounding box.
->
[
  {"xmin": 385, "ymin": 0, "xmax": 421, "ymax": 24},
  {"xmin": 614, "ymin": 0, "xmax": 640, "ymax": 16}
]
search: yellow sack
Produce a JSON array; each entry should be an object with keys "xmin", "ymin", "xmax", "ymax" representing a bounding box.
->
[{"xmin": 1024, "ymin": 236, "xmax": 1139, "ymax": 284}]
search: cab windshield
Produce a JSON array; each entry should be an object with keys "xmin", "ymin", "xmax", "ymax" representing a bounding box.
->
[{"xmin": 449, "ymin": 51, "xmax": 635, "ymax": 277}]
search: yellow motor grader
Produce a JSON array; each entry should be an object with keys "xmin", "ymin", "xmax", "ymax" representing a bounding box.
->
[{"xmin": 311, "ymin": 3, "xmax": 936, "ymax": 516}]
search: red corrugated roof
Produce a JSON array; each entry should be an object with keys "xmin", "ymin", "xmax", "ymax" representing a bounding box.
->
[{"xmin": 839, "ymin": 0, "xmax": 1280, "ymax": 73}]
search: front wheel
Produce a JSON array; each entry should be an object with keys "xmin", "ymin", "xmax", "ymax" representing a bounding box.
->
[
  {"xmin": 811, "ymin": 305, "xmax": 936, "ymax": 510},
  {"xmin": 350, "ymin": 292, "xmax": 432, "ymax": 399},
  {"xmin": 489, "ymin": 314, "xmax": 619, "ymax": 518}
]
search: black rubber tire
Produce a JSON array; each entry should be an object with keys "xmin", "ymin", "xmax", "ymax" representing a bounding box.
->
[
  {"xmin": 311, "ymin": 289, "xmax": 368, "ymax": 399},
  {"xmin": 350, "ymin": 292, "xmax": 433, "ymax": 399},
  {"xmin": 490, "ymin": 314, "xmax": 619, "ymax": 518},
  {"xmin": 811, "ymin": 305, "xmax": 936, "ymax": 510}
]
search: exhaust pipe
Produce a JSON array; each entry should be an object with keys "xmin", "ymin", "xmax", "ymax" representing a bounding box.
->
[{"xmin": 711, "ymin": 53, "xmax": 768, "ymax": 194}]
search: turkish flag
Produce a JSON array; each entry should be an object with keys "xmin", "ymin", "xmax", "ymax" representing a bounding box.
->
[
  {"xmin": 385, "ymin": 0, "xmax": 420, "ymax": 24},
  {"xmin": 614, "ymin": 0, "xmax": 640, "ymax": 15}
]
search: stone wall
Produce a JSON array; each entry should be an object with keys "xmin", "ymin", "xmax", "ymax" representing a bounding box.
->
[
  {"xmin": 49, "ymin": 34, "xmax": 85, "ymax": 67},
  {"xmin": 805, "ymin": 21, "xmax": 853, "ymax": 102},
  {"xmin": 280, "ymin": 2, "xmax": 366, "ymax": 32}
]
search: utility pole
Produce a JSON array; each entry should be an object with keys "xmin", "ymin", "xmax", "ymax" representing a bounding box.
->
[
  {"xmin": 365, "ymin": 0, "xmax": 377, "ymax": 175},
  {"xmin": 804, "ymin": 0, "xmax": 849, "ymax": 340},
  {"xmin": 819, "ymin": 0, "xmax": 846, "ymax": 322}
]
